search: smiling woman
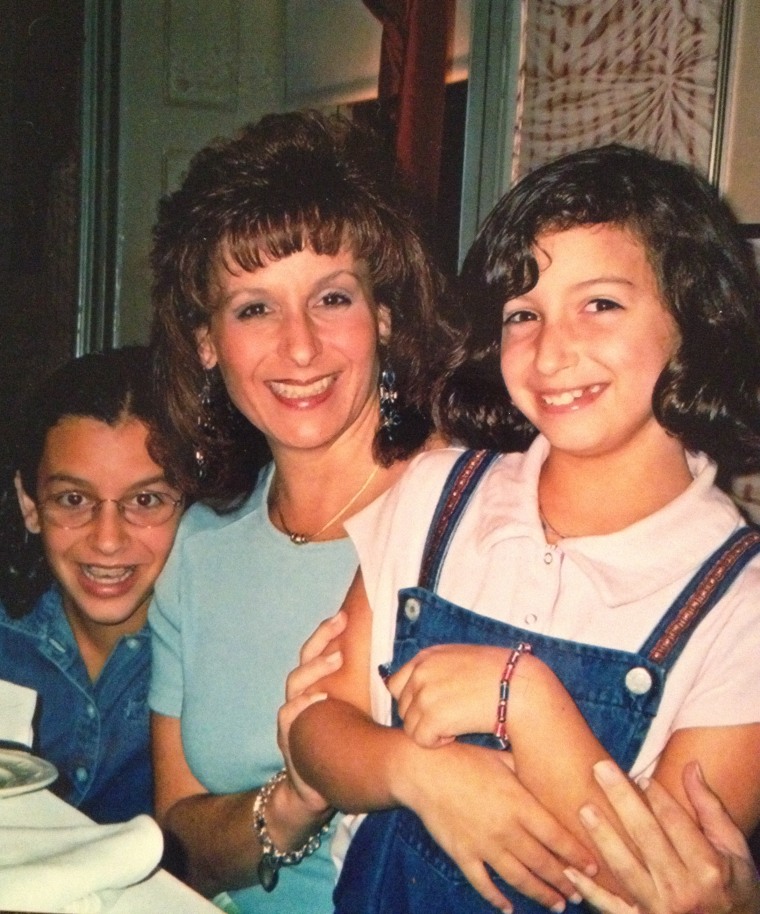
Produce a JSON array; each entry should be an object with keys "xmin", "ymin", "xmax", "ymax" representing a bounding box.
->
[
  {"xmin": 0, "ymin": 346, "xmax": 184, "ymax": 824},
  {"xmin": 197, "ymin": 248, "xmax": 391, "ymax": 466},
  {"xmin": 146, "ymin": 109, "xmax": 456, "ymax": 914}
]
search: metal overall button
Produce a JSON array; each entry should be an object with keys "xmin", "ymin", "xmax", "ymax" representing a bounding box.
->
[
  {"xmin": 404, "ymin": 597, "xmax": 422, "ymax": 622},
  {"xmin": 624, "ymin": 666, "xmax": 653, "ymax": 695}
]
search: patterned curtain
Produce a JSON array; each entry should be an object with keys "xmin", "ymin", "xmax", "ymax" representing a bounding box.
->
[{"xmin": 513, "ymin": 0, "xmax": 726, "ymax": 180}]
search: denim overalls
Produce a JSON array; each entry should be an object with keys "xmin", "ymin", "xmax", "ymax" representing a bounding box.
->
[{"xmin": 335, "ymin": 450, "xmax": 760, "ymax": 914}]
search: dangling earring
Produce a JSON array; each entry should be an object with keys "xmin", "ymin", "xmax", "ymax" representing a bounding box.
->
[
  {"xmin": 195, "ymin": 370, "xmax": 216, "ymax": 479},
  {"xmin": 379, "ymin": 365, "xmax": 401, "ymax": 439}
]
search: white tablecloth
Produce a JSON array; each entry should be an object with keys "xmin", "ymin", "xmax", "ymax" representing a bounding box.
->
[{"xmin": 0, "ymin": 788, "xmax": 218, "ymax": 914}]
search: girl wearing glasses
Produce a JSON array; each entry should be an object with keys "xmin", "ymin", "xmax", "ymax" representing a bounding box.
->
[{"xmin": 0, "ymin": 346, "xmax": 184, "ymax": 823}]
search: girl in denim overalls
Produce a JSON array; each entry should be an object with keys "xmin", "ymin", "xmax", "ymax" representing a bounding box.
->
[{"xmin": 288, "ymin": 145, "xmax": 760, "ymax": 914}]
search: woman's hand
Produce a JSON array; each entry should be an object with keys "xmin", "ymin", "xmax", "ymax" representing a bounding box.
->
[
  {"xmin": 563, "ymin": 759, "xmax": 760, "ymax": 914},
  {"xmin": 278, "ymin": 611, "xmax": 347, "ymax": 812},
  {"xmin": 385, "ymin": 643, "xmax": 507, "ymax": 747}
]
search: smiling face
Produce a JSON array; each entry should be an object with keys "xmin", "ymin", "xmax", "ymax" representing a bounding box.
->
[
  {"xmin": 500, "ymin": 223, "xmax": 680, "ymax": 464},
  {"xmin": 16, "ymin": 416, "xmax": 182, "ymax": 639},
  {"xmin": 196, "ymin": 246, "xmax": 390, "ymax": 460}
]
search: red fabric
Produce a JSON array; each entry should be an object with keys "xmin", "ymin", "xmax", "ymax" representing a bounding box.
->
[{"xmin": 363, "ymin": 0, "xmax": 455, "ymax": 214}]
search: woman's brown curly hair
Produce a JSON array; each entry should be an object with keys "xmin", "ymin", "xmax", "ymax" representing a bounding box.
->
[{"xmin": 150, "ymin": 110, "xmax": 449, "ymax": 508}]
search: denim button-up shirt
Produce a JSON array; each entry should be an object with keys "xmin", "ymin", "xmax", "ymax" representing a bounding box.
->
[{"xmin": 0, "ymin": 586, "xmax": 152, "ymax": 823}]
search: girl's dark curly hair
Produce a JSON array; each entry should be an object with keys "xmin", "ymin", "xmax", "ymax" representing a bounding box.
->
[
  {"xmin": 150, "ymin": 109, "xmax": 448, "ymax": 509},
  {"xmin": 0, "ymin": 346, "xmax": 167, "ymax": 618},
  {"xmin": 439, "ymin": 144, "xmax": 760, "ymax": 480}
]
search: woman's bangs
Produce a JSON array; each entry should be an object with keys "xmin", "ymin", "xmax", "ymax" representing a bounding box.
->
[{"xmin": 220, "ymin": 211, "xmax": 349, "ymax": 274}]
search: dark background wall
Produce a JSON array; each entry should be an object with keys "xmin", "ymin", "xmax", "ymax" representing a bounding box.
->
[{"xmin": 0, "ymin": 0, "xmax": 83, "ymax": 466}]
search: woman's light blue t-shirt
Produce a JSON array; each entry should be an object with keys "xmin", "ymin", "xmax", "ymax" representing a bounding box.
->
[{"xmin": 149, "ymin": 466, "xmax": 359, "ymax": 913}]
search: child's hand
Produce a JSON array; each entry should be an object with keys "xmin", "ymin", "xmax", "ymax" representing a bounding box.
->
[
  {"xmin": 385, "ymin": 644, "xmax": 510, "ymax": 747},
  {"xmin": 407, "ymin": 739, "xmax": 597, "ymax": 911}
]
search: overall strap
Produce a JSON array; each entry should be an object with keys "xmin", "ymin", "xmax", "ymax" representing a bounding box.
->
[
  {"xmin": 643, "ymin": 526, "xmax": 760, "ymax": 666},
  {"xmin": 418, "ymin": 450, "xmax": 501, "ymax": 591}
]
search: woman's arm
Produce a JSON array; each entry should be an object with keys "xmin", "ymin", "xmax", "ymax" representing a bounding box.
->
[
  {"xmin": 152, "ymin": 613, "xmax": 346, "ymax": 896},
  {"xmin": 289, "ymin": 572, "xmax": 597, "ymax": 912},
  {"xmin": 152, "ymin": 712, "xmax": 260, "ymax": 895},
  {"xmin": 151, "ymin": 712, "xmax": 333, "ymax": 898},
  {"xmin": 565, "ymin": 759, "xmax": 760, "ymax": 914}
]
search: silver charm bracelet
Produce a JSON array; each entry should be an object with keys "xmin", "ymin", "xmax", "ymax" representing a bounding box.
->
[{"xmin": 253, "ymin": 769, "xmax": 330, "ymax": 892}]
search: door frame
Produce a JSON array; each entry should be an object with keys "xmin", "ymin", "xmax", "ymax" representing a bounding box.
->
[
  {"xmin": 76, "ymin": 0, "xmax": 120, "ymax": 354},
  {"xmin": 458, "ymin": 0, "xmax": 521, "ymax": 267}
]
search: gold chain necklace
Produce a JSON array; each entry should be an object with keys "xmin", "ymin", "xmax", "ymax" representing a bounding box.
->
[{"xmin": 274, "ymin": 465, "xmax": 380, "ymax": 545}]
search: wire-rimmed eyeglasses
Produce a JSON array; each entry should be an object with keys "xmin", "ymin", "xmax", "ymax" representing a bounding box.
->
[{"xmin": 38, "ymin": 491, "xmax": 184, "ymax": 529}]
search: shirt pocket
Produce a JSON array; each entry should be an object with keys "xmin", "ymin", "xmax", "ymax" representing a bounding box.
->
[{"xmin": 124, "ymin": 694, "xmax": 149, "ymax": 723}]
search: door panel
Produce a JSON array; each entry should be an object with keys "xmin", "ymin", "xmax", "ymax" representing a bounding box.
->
[{"xmin": 115, "ymin": 0, "xmax": 286, "ymax": 344}]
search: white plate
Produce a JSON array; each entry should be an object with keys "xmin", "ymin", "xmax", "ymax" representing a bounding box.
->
[{"xmin": 0, "ymin": 748, "xmax": 58, "ymax": 798}]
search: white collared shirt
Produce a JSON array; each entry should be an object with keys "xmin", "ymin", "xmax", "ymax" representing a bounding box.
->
[{"xmin": 347, "ymin": 436, "xmax": 760, "ymax": 779}]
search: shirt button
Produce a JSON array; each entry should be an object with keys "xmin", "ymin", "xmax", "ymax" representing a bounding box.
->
[
  {"xmin": 404, "ymin": 597, "xmax": 421, "ymax": 622},
  {"xmin": 86, "ymin": 704, "xmax": 96, "ymax": 719},
  {"xmin": 524, "ymin": 613, "xmax": 538, "ymax": 626},
  {"xmin": 625, "ymin": 666, "xmax": 653, "ymax": 695},
  {"xmin": 126, "ymin": 637, "xmax": 140, "ymax": 650},
  {"xmin": 75, "ymin": 767, "xmax": 89, "ymax": 783},
  {"xmin": 543, "ymin": 550, "xmax": 553, "ymax": 565}
]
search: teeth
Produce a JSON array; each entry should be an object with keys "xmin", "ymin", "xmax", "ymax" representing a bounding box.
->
[
  {"xmin": 82, "ymin": 565, "xmax": 134, "ymax": 583},
  {"xmin": 269, "ymin": 376, "xmax": 334, "ymax": 399},
  {"xmin": 541, "ymin": 384, "xmax": 602, "ymax": 406}
]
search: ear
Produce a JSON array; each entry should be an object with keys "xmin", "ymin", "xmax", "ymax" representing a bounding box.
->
[
  {"xmin": 195, "ymin": 325, "xmax": 218, "ymax": 370},
  {"xmin": 377, "ymin": 305, "xmax": 392, "ymax": 346},
  {"xmin": 14, "ymin": 472, "xmax": 41, "ymax": 535}
]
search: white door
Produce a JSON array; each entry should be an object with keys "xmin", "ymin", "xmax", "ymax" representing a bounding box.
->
[{"xmin": 113, "ymin": 0, "xmax": 287, "ymax": 344}]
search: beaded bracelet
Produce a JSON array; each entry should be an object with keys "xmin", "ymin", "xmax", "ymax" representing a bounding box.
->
[
  {"xmin": 494, "ymin": 642, "xmax": 532, "ymax": 750},
  {"xmin": 253, "ymin": 769, "xmax": 330, "ymax": 892}
]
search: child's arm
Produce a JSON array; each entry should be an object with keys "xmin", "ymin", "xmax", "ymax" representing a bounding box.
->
[
  {"xmin": 505, "ymin": 652, "xmax": 760, "ymax": 829},
  {"xmin": 385, "ymin": 643, "xmax": 760, "ymax": 898},
  {"xmin": 507, "ymin": 653, "xmax": 760, "ymax": 899},
  {"xmin": 288, "ymin": 571, "xmax": 598, "ymax": 913}
]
